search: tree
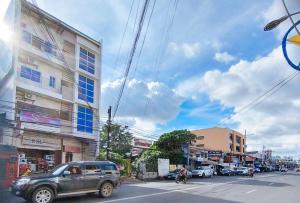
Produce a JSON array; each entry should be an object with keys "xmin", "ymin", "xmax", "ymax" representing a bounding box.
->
[
  {"xmin": 154, "ymin": 130, "xmax": 196, "ymax": 164},
  {"xmin": 100, "ymin": 123, "xmax": 133, "ymax": 157}
]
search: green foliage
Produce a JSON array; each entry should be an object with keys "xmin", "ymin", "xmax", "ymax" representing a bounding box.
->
[
  {"xmin": 99, "ymin": 123, "xmax": 134, "ymax": 177},
  {"xmin": 133, "ymin": 130, "xmax": 196, "ymax": 172},
  {"xmin": 154, "ymin": 130, "xmax": 196, "ymax": 164},
  {"xmin": 100, "ymin": 123, "xmax": 133, "ymax": 156},
  {"xmin": 134, "ymin": 150, "xmax": 166, "ymax": 172}
]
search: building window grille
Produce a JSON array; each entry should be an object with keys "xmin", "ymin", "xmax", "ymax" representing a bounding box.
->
[
  {"xmin": 78, "ymin": 75, "xmax": 94, "ymax": 103},
  {"xmin": 79, "ymin": 47, "xmax": 95, "ymax": 74},
  {"xmin": 77, "ymin": 105, "xmax": 93, "ymax": 133}
]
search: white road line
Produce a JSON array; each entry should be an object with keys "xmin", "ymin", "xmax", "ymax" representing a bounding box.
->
[
  {"xmin": 245, "ymin": 189, "xmax": 256, "ymax": 194},
  {"xmin": 98, "ymin": 186, "xmax": 201, "ymax": 203},
  {"xmin": 101, "ymin": 174, "xmax": 281, "ymax": 202},
  {"xmin": 269, "ymin": 182, "xmax": 274, "ymax": 186}
]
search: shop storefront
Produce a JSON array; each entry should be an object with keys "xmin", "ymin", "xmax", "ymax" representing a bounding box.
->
[{"xmin": 16, "ymin": 133, "xmax": 62, "ymax": 175}]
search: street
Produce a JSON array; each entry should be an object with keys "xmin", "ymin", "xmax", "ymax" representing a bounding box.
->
[{"xmin": 3, "ymin": 172, "xmax": 300, "ymax": 203}]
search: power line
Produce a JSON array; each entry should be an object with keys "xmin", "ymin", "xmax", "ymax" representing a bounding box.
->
[
  {"xmin": 218, "ymin": 71, "xmax": 299, "ymax": 126},
  {"xmin": 113, "ymin": 0, "xmax": 150, "ymax": 120},
  {"xmin": 112, "ymin": 0, "xmax": 136, "ymax": 78},
  {"xmin": 142, "ymin": 0, "xmax": 179, "ymax": 117}
]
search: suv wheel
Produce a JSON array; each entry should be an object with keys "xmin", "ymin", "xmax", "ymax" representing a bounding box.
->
[
  {"xmin": 32, "ymin": 186, "xmax": 54, "ymax": 203},
  {"xmin": 99, "ymin": 182, "xmax": 113, "ymax": 198}
]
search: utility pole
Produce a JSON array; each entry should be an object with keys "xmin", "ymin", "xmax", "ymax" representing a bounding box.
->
[
  {"xmin": 187, "ymin": 143, "xmax": 190, "ymax": 169},
  {"xmin": 106, "ymin": 106, "xmax": 112, "ymax": 160}
]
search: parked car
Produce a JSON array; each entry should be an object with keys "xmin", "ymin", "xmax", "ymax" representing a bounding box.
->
[
  {"xmin": 10, "ymin": 161, "xmax": 120, "ymax": 203},
  {"xmin": 220, "ymin": 168, "xmax": 235, "ymax": 176},
  {"xmin": 254, "ymin": 167, "xmax": 261, "ymax": 173},
  {"xmin": 295, "ymin": 168, "xmax": 300, "ymax": 172},
  {"xmin": 165, "ymin": 169, "xmax": 192, "ymax": 179},
  {"xmin": 192, "ymin": 166, "xmax": 213, "ymax": 178},
  {"xmin": 234, "ymin": 167, "xmax": 249, "ymax": 176}
]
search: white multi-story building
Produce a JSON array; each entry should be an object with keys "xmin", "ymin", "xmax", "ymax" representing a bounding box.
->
[{"xmin": 0, "ymin": 0, "xmax": 101, "ymax": 168}]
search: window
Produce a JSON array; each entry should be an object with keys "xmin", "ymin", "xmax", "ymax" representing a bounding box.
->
[
  {"xmin": 20, "ymin": 65, "xmax": 41, "ymax": 83},
  {"xmin": 78, "ymin": 75, "xmax": 94, "ymax": 103},
  {"xmin": 100, "ymin": 164, "xmax": 117, "ymax": 171},
  {"xmin": 60, "ymin": 111, "xmax": 71, "ymax": 121},
  {"xmin": 22, "ymin": 30, "xmax": 31, "ymax": 43},
  {"xmin": 77, "ymin": 105, "xmax": 93, "ymax": 133},
  {"xmin": 84, "ymin": 164, "xmax": 100, "ymax": 174},
  {"xmin": 197, "ymin": 136, "xmax": 204, "ymax": 140},
  {"xmin": 49, "ymin": 76, "xmax": 55, "ymax": 88},
  {"xmin": 79, "ymin": 47, "xmax": 95, "ymax": 74}
]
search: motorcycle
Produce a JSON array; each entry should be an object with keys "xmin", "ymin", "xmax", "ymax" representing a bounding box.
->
[{"xmin": 175, "ymin": 174, "xmax": 187, "ymax": 184}]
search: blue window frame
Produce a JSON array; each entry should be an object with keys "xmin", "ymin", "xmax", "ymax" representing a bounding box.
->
[
  {"xmin": 44, "ymin": 41, "xmax": 53, "ymax": 54},
  {"xmin": 77, "ymin": 105, "xmax": 93, "ymax": 133},
  {"xmin": 49, "ymin": 76, "xmax": 55, "ymax": 88},
  {"xmin": 79, "ymin": 47, "xmax": 95, "ymax": 74},
  {"xmin": 78, "ymin": 75, "xmax": 94, "ymax": 103},
  {"xmin": 20, "ymin": 65, "xmax": 41, "ymax": 83}
]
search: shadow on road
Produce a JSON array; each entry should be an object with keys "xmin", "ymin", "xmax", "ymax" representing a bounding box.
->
[
  {"xmin": 232, "ymin": 179, "xmax": 291, "ymax": 187},
  {"xmin": 3, "ymin": 184, "xmax": 242, "ymax": 203}
]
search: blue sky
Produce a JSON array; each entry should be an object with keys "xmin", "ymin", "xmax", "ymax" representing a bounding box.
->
[{"xmin": 1, "ymin": 0, "xmax": 300, "ymax": 157}]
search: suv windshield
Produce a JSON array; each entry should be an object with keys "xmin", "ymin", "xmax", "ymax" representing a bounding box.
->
[{"xmin": 50, "ymin": 164, "xmax": 68, "ymax": 176}]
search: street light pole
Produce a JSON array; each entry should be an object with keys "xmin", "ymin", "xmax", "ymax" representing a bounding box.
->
[
  {"xmin": 264, "ymin": 8, "xmax": 300, "ymax": 31},
  {"xmin": 282, "ymin": 0, "xmax": 300, "ymax": 35}
]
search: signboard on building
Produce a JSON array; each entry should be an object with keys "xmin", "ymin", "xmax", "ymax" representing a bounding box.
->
[
  {"xmin": 20, "ymin": 111, "xmax": 61, "ymax": 126},
  {"xmin": 22, "ymin": 136, "xmax": 60, "ymax": 150},
  {"xmin": 158, "ymin": 158, "xmax": 169, "ymax": 176},
  {"xmin": 64, "ymin": 146, "xmax": 81, "ymax": 153},
  {"xmin": 208, "ymin": 151, "xmax": 222, "ymax": 157}
]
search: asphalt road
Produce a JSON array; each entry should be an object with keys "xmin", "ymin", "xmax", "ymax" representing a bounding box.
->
[{"xmin": 2, "ymin": 172, "xmax": 300, "ymax": 203}]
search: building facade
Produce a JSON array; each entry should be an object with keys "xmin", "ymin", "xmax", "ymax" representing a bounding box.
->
[
  {"xmin": 131, "ymin": 138, "xmax": 153, "ymax": 157},
  {"xmin": 191, "ymin": 128, "xmax": 245, "ymax": 164},
  {"xmin": 0, "ymin": 0, "xmax": 101, "ymax": 172}
]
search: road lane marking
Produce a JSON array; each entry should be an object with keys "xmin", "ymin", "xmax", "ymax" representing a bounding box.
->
[
  {"xmin": 98, "ymin": 186, "xmax": 201, "ymax": 203},
  {"xmin": 245, "ymin": 189, "xmax": 256, "ymax": 194},
  {"xmin": 103, "ymin": 174, "xmax": 281, "ymax": 202},
  {"xmin": 269, "ymin": 182, "xmax": 274, "ymax": 186}
]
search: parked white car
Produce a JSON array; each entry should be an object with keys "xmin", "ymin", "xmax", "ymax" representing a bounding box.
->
[
  {"xmin": 235, "ymin": 167, "xmax": 249, "ymax": 175},
  {"xmin": 192, "ymin": 166, "xmax": 213, "ymax": 178}
]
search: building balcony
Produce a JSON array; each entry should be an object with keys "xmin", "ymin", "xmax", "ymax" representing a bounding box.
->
[{"xmin": 20, "ymin": 32, "xmax": 76, "ymax": 71}]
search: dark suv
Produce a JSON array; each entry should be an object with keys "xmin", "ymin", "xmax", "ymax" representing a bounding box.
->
[{"xmin": 11, "ymin": 161, "xmax": 120, "ymax": 203}]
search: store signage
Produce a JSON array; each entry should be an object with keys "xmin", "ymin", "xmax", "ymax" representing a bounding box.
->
[
  {"xmin": 22, "ymin": 136, "xmax": 60, "ymax": 150},
  {"xmin": 20, "ymin": 111, "xmax": 61, "ymax": 126},
  {"xmin": 208, "ymin": 151, "xmax": 222, "ymax": 157},
  {"xmin": 64, "ymin": 146, "xmax": 81, "ymax": 153}
]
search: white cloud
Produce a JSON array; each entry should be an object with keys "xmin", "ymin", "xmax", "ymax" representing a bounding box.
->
[
  {"xmin": 169, "ymin": 42, "xmax": 201, "ymax": 58},
  {"xmin": 176, "ymin": 45, "xmax": 300, "ymax": 157},
  {"xmin": 102, "ymin": 79, "xmax": 183, "ymax": 134},
  {"xmin": 214, "ymin": 52, "xmax": 236, "ymax": 64}
]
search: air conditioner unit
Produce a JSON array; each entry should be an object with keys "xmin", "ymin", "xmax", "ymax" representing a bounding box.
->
[{"xmin": 24, "ymin": 92, "xmax": 36, "ymax": 101}]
